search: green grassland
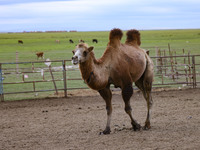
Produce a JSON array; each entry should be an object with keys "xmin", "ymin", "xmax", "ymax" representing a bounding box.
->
[
  {"xmin": 0, "ymin": 29, "xmax": 200, "ymax": 101},
  {"xmin": 0, "ymin": 29, "xmax": 200, "ymax": 63}
]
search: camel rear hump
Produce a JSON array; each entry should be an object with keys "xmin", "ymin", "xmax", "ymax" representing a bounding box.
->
[
  {"xmin": 109, "ymin": 28, "xmax": 123, "ymax": 47},
  {"xmin": 125, "ymin": 29, "xmax": 141, "ymax": 46}
]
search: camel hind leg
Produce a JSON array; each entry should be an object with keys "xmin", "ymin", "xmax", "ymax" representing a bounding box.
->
[
  {"xmin": 143, "ymin": 81, "xmax": 153, "ymax": 130},
  {"xmin": 135, "ymin": 71, "xmax": 153, "ymax": 130},
  {"xmin": 98, "ymin": 86, "xmax": 112, "ymax": 134}
]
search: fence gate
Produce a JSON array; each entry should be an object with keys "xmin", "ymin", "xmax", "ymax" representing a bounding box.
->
[
  {"xmin": 0, "ymin": 60, "xmax": 72, "ymax": 101},
  {"xmin": 152, "ymin": 54, "xmax": 199, "ymax": 89}
]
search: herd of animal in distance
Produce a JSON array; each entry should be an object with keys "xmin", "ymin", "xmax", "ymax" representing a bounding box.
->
[{"xmin": 17, "ymin": 39, "xmax": 98, "ymax": 60}]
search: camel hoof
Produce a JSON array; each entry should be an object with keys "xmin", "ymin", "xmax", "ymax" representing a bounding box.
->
[
  {"xmin": 143, "ymin": 122, "xmax": 151, "ymax": 130},
  {"xmin": 99, "ymin": 127, "xmax": 111, "ymax": 135},
  {"xmin": 143, "ymin": 126, "xmax": 151, "ymax": 130},
  {"xmin": 132, "ymin": 123, "xmax": 141, "ymax": 131}
]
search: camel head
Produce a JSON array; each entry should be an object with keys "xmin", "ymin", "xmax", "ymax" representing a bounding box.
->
[{"xmin": 71, "ymin": 43, "xmax": 94, "ymax": 65}]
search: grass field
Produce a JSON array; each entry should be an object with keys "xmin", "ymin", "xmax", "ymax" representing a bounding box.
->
[
  {"xmin": 0, "ymin": 29, "xmax": 200, "ymax": 101},
  {"xmin": 0, "ymin": 29, "xmax": 200, "ymax": 63}
]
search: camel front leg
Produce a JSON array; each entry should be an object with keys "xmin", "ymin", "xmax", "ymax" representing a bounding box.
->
[
  {"xmin": 98, "ymin": 87, "xmax": 112, "ymax": 134},
  {"xmin": 122, "ymin": 84, "xmax": 141, "ymax": 131}
]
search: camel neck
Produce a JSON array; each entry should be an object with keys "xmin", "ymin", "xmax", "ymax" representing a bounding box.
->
[
  {"xmin": 79, "ymin": 55, "xmax": 95, "ymax": 82},
  {"xmin": 79, "ymin": 53, "xmax": 108, "ymax": 90}
]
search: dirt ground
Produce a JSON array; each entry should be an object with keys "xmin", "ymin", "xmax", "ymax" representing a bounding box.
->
[{"xmin": 0, "ymin": 88, "xmax": 200, "ymax": 150}]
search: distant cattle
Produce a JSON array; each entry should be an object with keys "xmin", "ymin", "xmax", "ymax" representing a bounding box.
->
[
  {"xmin": 92, "ymin": 39, "xmax": 98, "ymax": 43},
  {"xmin": 36, "ymin": 52, "xmax": 44, "ymax": 59},
  {"xmin": 69, "ymin": 39, "xmax": 74, "ymax": 43},
  {"xmin": 55, "ymin": 40, "xmax": 60, "ymax": 43},
  {"xmin": 79, "ymin": 39, "xmax": 84, "ymax": 43},
  {"xmin": 18, "ymin": 40, "xmax": 23, "ymax": 44}
]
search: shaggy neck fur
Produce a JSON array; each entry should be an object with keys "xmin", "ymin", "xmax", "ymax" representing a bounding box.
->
[
  {"xmin": 79, "ymin": 53, "xmax": 94, "ymax": 82},
  {"xmin": 79, "ymin": 51, "xmax": 108, "ymax": 90}
]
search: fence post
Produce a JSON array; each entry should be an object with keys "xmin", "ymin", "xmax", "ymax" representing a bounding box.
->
[
  {"xmin": 192, "ymin": 56, "xmax": 196, "ymax": 88},
  {"xmin": 155, "ymin": 47, "xmax": 162, "ymax": 73},
  {"xmin": 49, "ymin": 65, "xmax": 58, "ymax": 95},
  {"xmin": 0, "ymin": 64, "xmax": 4, "ymax": 102},
  {"xmin": 16, "ymin": 51, "xmax": 19, "ymax": 73},
  {"xmin": 62, "ymin": 60, "xmax": 67, "ymax": 98}
]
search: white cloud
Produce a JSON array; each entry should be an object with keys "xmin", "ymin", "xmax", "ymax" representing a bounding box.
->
[
  {"xmin": 0, "ymin": 0, "xmax": 135, "ymax": 24},
  {"xmin": 0, "ymin": 0, "xmax": 132, "ymax": 15},
  {"xmin": 0, "ymin": 0, "xmax": 199, "ymax": 31}
]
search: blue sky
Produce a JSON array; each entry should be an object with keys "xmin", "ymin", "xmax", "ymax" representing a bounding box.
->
[{"xmin": 0, "ymin": 0, "xmax": 199, "ymax": 32}]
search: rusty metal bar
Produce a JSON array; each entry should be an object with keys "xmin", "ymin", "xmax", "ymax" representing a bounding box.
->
[
  {"xmin": 188, "ymin": 51, "xmax": 191, "ymax": 65},
  {"xmin": 151, "ymin": 54, "xmax": 200, "ymax": 59},
  {"xmin": 192, "ymin": 56, "xmax": 196, "ymax": 88},
  {"xmin": 49, "ymin": 65, "xmax": 58, "ymax": 95},
  {"xmin": 1, "ymin": 59, "xmax": 72, "ymax": 65},
  {"xmin": 0, "ymin": 64, "xmax": 4, "ymax": 102},
  {"xmin": 3, "ymin": 88, "xmax": 67, "ymax": 95},
  {"xmin": 62, "ymin": 60, "xmax": 67, "ymax": 97},
  {"xmin": 33, "ymin": 81, "xmax": 36, "ymax": 92},
  {"xmin": 32, "ymin": 62, "xmax": 34, "ymax": 72},
  {"xmin": 153, "ymin": 82, "xmax": 194, "ymax": 86},
  {"xmin": 185, "ymin": 69, "xmax": 188, "ymax": 85},
  {"xmin": 3, "ymin": 79, "xmax": 65, "ymax": 84},
  {"xmin": 168, "ymin": 43, "xmax": 171, "ymax": 56},
  {"xmin": 22, "ymin": 73, "xmax": 25, "ymax": 82}
]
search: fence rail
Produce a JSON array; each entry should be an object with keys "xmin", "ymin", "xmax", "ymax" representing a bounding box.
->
[{"xmin": 0, "ymin": 54, "xmax": 200, "ymax": 101}]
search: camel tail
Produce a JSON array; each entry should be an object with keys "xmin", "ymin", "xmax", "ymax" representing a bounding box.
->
[
  {"xmin": 109, "ymin": 28, "xmax": 123, "ymax": 47},
  {"xmin": 125, "ymin": 29, "xmax": 141, "ymax": 46}
]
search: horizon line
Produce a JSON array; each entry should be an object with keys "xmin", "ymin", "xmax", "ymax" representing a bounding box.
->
[{"xmin": 0, "ymin": 28, "xmax": 200, "ymax": 33}]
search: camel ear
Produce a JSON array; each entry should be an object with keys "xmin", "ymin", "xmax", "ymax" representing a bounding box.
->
[
  {"xmin": 88, "ymin": 46, "xmax": 94, "ymax": 52},
  {"xmin": 146, "ymin": 50, "xmax": 150, "ymax": 55}
]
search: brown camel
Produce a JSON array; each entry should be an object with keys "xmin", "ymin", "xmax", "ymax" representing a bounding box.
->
[{"xmin": 71, "ymin": 28, "xmax": 154, "ymax": 134}]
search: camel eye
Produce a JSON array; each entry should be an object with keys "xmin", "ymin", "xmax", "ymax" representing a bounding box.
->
[{"xmin": 83, "ymin": 51, "xmax": 87, "ymax": 57}]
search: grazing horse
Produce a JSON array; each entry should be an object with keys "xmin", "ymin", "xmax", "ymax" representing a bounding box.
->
[
  {"xmin": 69, "ymin": 39, "xmax": 74, "ymax": 43},
  {"xmin": 36, "ymin": 52, "xmax": 44, "ymax": 59},
  {"xmin": 92, "ymin": 39, "xmax": 98, "ymax": 43},
  {"xmin": 18, "ymin": 40, "xmax": 23, "ymax": 44},
  {"xmin": 72, "ymin": 28, "xmax": 154, "ymax": 134}
]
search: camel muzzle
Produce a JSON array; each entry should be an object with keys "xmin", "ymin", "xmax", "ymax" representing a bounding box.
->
[{"xmin": 71, "ymin": 56, "xmax": 79, "ymax": 65}]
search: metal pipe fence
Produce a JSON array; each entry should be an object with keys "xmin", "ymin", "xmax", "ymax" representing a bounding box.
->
[{"xmin": 0, "ymin": 54, "xmax": 200, "ymax": 101}]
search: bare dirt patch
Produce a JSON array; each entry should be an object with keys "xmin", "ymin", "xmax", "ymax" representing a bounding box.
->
[{"xmin": 0, "ymin": 88, "xmax": 200, "ymax": 150}]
